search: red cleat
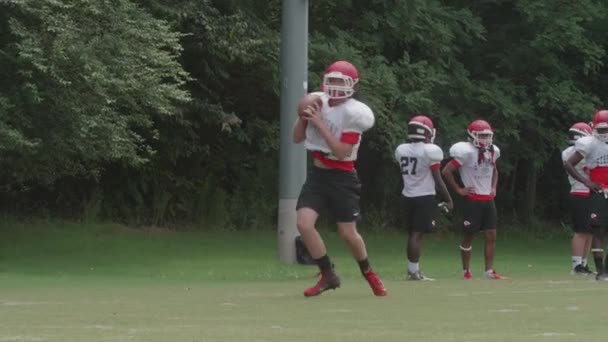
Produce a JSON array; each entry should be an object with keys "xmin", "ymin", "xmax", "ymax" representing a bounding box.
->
[
  {"xmin": 363, "ymin": 270, "xmax": 387, "ymax": 296},
  {"xmin": 303, "ymin": 270, "xmax": 340, "ymax": 297},
  {"xmin": 463, "ymin": 270, "xmax": 472, "ymax": 280}
]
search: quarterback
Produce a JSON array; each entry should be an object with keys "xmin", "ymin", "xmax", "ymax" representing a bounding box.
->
[{"xmin": 292, "ymin": 60, "xmax": 387, "ymax": 296}]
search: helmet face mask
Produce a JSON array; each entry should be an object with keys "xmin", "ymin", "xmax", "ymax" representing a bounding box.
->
[
  {"xmin": 322, "ymin": 61, "xmax": 359, "ymax": 99},
  {"xmin": 470, "ymin": 132, "xmax": 493, "ymax": 148},
  {"xmin": 592, "ymin": 110, "xmax": 608, "ymax": 143},
  {"xmin": 594, "ymin": 125, "xmax": 608, "ymax": 142},
  {"xmin": 322, "ymin": 72, "xmax": 356, "ymax": 99},
  {"xmin": 467, "ymin": 120, "xmax": 494, "ymax": 148}
]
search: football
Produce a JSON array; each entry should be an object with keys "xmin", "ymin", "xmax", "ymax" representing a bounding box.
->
[{"xmin": 297, "ymin": 93, "xmax": 322, "ymax": 117}]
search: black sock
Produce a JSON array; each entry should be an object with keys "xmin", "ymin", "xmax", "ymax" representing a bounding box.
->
[
  {"xmin": 358, "ymin": 258, "xmax": 370, "ymax": 274},
  {"xmin": 594, "ymin": 256, "xmax": 604, "ymax": 274},
  {"xmin": 315, "ymin": 255, "xmax": 332, "ymax": 273}
]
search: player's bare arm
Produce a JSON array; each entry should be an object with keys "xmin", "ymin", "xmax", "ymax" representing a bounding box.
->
[
  {"xmin": 303, "ymin": 105, "xmax": 354, "ymax": 160},
  {"xmin": 442, "ymin": 162, "xmax": 473, "ymax": 197},
  {"xmin": 565, "ymin": 152, "xmax": 601, "ymax": 192},
  {"xmin": 432, "ymin": 168, "xmax": 454, "ymax": 210},
  {"xmin": 292, "ymin": 117, "xmax": 308, "ymax": 143}
]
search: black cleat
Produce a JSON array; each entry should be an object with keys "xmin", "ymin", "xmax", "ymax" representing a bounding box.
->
[
  {"xmin": 572, "ymin": 264, "xmax": 594, "ymax": 275},
  {"xmin": 596, "ymin": 273, "xmax": 608, "ymax": 281},
  {"xmin": 304, "ymin": 270, "xmax": 341, "ymax": 297},
  {"xmin": 582, "ymin": 264, "xmax": 597, "ymax": 275}
]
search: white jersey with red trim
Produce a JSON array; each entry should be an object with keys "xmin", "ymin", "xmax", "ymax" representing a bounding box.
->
[
  {"xmin": 395, "ymin": 142, "xmax": 443, "ymax": 197},
  {"xmin": 561, "ymin": 146, "xmax": 589, "ymax": 195},
  {"xmin": 304, "ymin": 92, "xmax": 374, "ymax": 162},
  {"xmin": 575, "ymin": 136, "xmax": 608, "ymax": 188},
  {"xmin": 449, "ymin": 141, "xmax": 500, "ymax": 196}
]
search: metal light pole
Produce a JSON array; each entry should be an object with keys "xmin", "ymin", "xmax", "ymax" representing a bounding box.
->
[{"xmin": 277, "ymin": 0, "xmax": 308, "ymax": 263}]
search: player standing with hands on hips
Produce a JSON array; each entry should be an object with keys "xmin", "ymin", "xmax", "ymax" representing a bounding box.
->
[
  {"xmin": 561, "ymin": 122, "xmax": 595, "ymax": 275},
  {"xmin": 292, "ymin": 60, "xmax": 387, "ymax": 297},
  {"xmin": 442, "ymin": 120, "xmax": 508, "ymax": 280},
  {"xmin": 564, "ymin": 110, "xmax": 608, "ymax": 281}
]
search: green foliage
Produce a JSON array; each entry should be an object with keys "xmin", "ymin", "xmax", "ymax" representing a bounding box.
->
[
  {"xmin": 1, "ymin": 0, "xmax": 608, "ymax": 228},
  {"xmin": 0, "ymin": 0, "xmax": 190, "ymax": 185}
]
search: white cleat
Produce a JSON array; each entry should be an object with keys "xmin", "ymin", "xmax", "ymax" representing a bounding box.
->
[
  {"xmin": 483, "ymin": 270, "xmax": 509, "ymax": 280},
  {"xmin": 407, "ymin": 271, "xmax": 435, "ymax": 281}
]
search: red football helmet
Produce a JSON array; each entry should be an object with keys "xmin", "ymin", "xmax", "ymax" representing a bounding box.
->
[
  {"xmin": 568, "ymin": 122, "xmax": 592, "ymax": 145},
  {"xmin": 467, "ymin": 119, "xmax": 493, "ymax": 148},
  {"xmin": 322, "ymin": 61, "xmax": 359, "ymax": 99},
  {"xmin": 408, "ymin": 115, "xmax": 436, "ymax": 142},
  {"xmin": 592, "ymin": 110, "xmax": 608, "ymax": 142}
]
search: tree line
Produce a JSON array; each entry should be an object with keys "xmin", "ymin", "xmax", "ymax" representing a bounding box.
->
[{"xmin": 1, "ymin": 0, "xmax": 607, "ymax": 230}]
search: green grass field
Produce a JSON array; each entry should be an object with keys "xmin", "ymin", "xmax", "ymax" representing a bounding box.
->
[{"xmin": 0, "ymin": 222, "xmax": 606, "ymax": 341}]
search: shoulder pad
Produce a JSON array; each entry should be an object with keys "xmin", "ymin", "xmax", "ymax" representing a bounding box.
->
[
  {"xmin": 342, "ymin": 101, "xmax": 375, "ymax": 133},
  {"xmin": 562, "ymin": 146, "xmax": 575, "ymax": 162},
  {"xmin": 491, "ymin": 144, "xmax": 500, "ymax": 160},
  {"xmin": 449, "ymin": 142, "xmax": 474, "ymax": 161},
  {"xmin": 575, "ymin": 136, "xmax": 595, "ymax": 156},
  {"xmin": 424, "ymin": 144, "xmax": 444, "ymax": 163}
]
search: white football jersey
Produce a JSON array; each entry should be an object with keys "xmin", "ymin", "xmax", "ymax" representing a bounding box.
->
[
  {"xmin": 575, "ymin": 136, "xmax": 608, "ymax": 187},
  {"xmin": 394, "ymin": 142, "xmax": 443, "ymax": 197},
  {"xmin": 449, "ymin": 141, "xmax": 500, "ymax": 196},
  {"xmin": 304, "ymin": 92, "xmax": 374, "ymax": 162},
  {"xmin": 561, "ymin": 146, "xmax": 589, "ymax": 195}
]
